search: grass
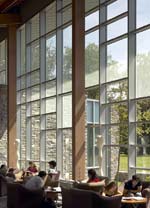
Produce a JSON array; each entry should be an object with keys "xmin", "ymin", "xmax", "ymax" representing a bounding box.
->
[{"xmin": 119, "ymin": 154, "xmax": 150, "ymax": 173}]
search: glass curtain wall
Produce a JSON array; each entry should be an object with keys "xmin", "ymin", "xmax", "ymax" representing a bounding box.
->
[
  {"xmin": 85, "ymin": 0, "xmax": 150, "ymax": 180},
  {"xmin": 0, "ymin": 40, "xmax": 7, "ymax": 164},
  {"xmin": 17, "ymin": 0, "xmax": 72, "ymax": 178}
]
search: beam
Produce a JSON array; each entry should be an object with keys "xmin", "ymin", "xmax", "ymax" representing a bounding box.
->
[
  {"xmin": 0, "ymin": 0, "xmax": 24, "ymax": 13},
  {"xmin": 0, "ymin": 14, "xmax": 21, "ymax": 25},
  {"xmin": 7, "ymin": 25, "xmax": 17, "ymax": 168},
  {"xmin": 72, "ymin": 0, "xmax": 85, "ymax": 180}
]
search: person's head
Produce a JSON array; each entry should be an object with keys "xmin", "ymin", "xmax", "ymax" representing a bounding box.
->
[
  {"xmin": 0, "ymin": 164, "xmax": 7, "ymax": 169},
  {"xmin": 8, "ymin": 168, "xmax": 15, "ymax": 173},
  {"xmin": 132, "ymin": 175, "xmax": 140, "ymax": 187},
  {"xmin": 38, "ymin": 171, "xmax": 46, "ymax": 179},
  {"xmin": 29, "ymin": 161, "xmax": 34, "ymax": 167},
  {"xmin": 88, "ymin": 169, "xmax": 97, "ymax": 180},
  {"xmin": 105, "ymin": 181, "xmax": 117, "ymax": 192},
  {"xmin": 48, "ymin": 160, "xmax": 56, "ymax": 169}
]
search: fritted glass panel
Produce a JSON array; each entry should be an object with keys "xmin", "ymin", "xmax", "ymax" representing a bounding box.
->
[
  {"xmin": 109, "ymin": 102, "xmax": 128, "ymax": 124},
  {"xmin": 63, "ymin": 94, "xmax": 72, "ymax": 128},
  {"xmin": 107, "ymin": 17, "xmax": 127, "ymax": 40},
  {"xmin": 136, "ymin": 30, "xmax": 150, "ymax": 98},
  {"xmin": 85, "ymin": 10, "xmax": 99, "ymax": 31},
  {"xmin": 31, "ymin": 85, "xmax": 40, "ymax": 101},
  {"xmin": 46, "ymin": 130, "xmax": 56, "ymax": 161},
  {"xmin": 30, "ymin": 70, "xmax": 40, "ymax": 86},
  {"xmin": 108, "ymin": 125, "xmax": 128, "ymax": 145},
  {"xmin": 46, "ymin": 113, "xmax": 56, "ymax": 129},
  {"xmin": 46, "ymin": 35, "xmax": 56, "ymax": 80},
  {"xmin": 20, "ymin": 27, "xmax": 25, "ymax": 75},
  {"xmin": 63, "ymin": 26, "xmax": 72, "ymax": 93},
  {"xmin": 63, "ymin": 6, "xmax": 72, "ymax": 24},
  {"xmin": 20, "ymin": 90, "xmax": 26, "ymax": 103},
  {"xmin": 107, "ymin": 0, "xmax": 127, "ymax": 20},
  {"xmin": 136, "ymin": 146, "xmax": 150, "ymax": 173},
  {"xmin": 62, "ymin": 129, "xmax": 72, "ymax": 179},
  {"xmin": 85, "ymin": 0, "xmax": 99, "ymax": 13},
  {"xmin": 46, "ymin": 2, "xmax": 56, "ymax": 33},
  {"xmin": 136, "ymin": 99, "xmax": 150, "ymax": 122},
  {"xmin": 85, "ymin": 30, "xmax": 99, "ymax": 88},
  {"xmin": 31, "ymin": 116, "xmax": 40, "ymax": 161},
  {"xmin": 107, "ymin": 80, "xmax": 128, "ymax": 103},
  {"xmin": 20, "ymin": 105, "xmax": 26, "ymax": 161},
  {"xmin": 31, "ymin": 101, "xmax": 40, "ymax": 116},
  {"xmin": 137, "ymin": 0, "xmax": 150, "ymax": 28},
  {"xmin": 31, "ymin": 41, "xmax": 39, "ymax": 71},
  {"xmin": 107, "ymin": 38, "xmax": 127, "ymax": 82},
  {"xmin": 31, "ymin": 14, "xmax": 39, "ymax": 41},
  {"xmin": 46, "ymin": 97, "xmax": 56, "ymax": 113},
  {"xmin": 46, "ymin": 80, "xmax": 56, "ymax": 97}
]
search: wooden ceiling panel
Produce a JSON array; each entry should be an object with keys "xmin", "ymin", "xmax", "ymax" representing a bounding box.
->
[{"xmin": 0, "ymin": 0, "xmax": 24, "ymax": 13}]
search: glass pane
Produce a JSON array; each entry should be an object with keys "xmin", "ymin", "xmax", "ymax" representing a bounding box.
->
[
  {"xmin": 108, "ymin": 125, "xmax": 128, "ymax": 145},
  {"xmin": 20, "ymin": 105, "xmax": 26, "ymax": 161},
  {"xmin": 31, "ymin": 116, "xmax": 40, "ymax": 160},
  {"xmin": 136, "ymin": 99, "xmax": 150, "ymax": 122},
  {"xmin": 46, "ymin": 80, "xmax": 56, "ymax": 97},
  {"xmin": 31, "ymin": 41, "xmax": 39, "ymax": 71},
  {"xmin": 136, "ymin": 147, "xmax": 150, "ymax": 172},
  {"xmin": 110, "ymin": 146, "xmax": 121, "ymax": 179},
  {"xmin": 87, "ymin": 101, "xmax": 93, "ymax": 123},
  {"xmin": 21, "ymin": 76, "xmax": 26, "ymax": 89},
  {"xmin": 62, "ymin": 129, "xmax": 72, "ymax": 179},
  {"xmin": 46, "ymin": 113, "xmax": 56, "ymax": 129},
  {"xmin": 109, "ymin": 102, "xmax": 128, "ymax": 124},
  {"xmin": 0, "ymin": 71, "xmax": 6, "ymax": 84},
  {"xmin": 95, "ymin": 102, "xmax": 99, "ymax": 123},
  {"xmin": 107, "ymin": 17, "xmax": 127, "ymax": 40},
  {"xmin": 63, "ymin": 26, "xmax": 72, "ymax": 93},
  {"xmin": 137, "ymin": 0, "xmax": 150, "ymax": 28},
  {"xmin": 46, "ymin": 130, "xmax": 56, "ymax": 161},
  {"xmin": 107, "ymin": 38, "xmax": 127, "ymax": 82},
  {"xmin": 63, "ymin": 94, "xmax": 72, "ymax": 128},
  {"xmin": 85, "ymin": 30, "xmax": 99, "ymax": 88},
  {"xmin": 31, "ymin": 85, "xmax": 40, "ymax": 101},
  {"xmin": 136, "ymin": 123, "xmax": 150, "ymax": 145},
  {"xmin": 85, "ymin": 10, "xmax": 99, "ymax": 31},
  {"xmin": 46, "ymin": 97, "xmax": 56, "ymax": 113},
  {"xmin": 85, "ymin": 0, "xmax": 99, "ymax": 13},
  {"xmin": 107, "ymin": 0, "xmax": 127, "ymax": 20},
  {"xmin": 107, "ymin": 80, "xmax": 128, "ymax": 103},
  {"xmin": 136, "ymin": 30, "xmax": 150, "ymax": 98},
  {"xmin": 46, "ymin": 35, "xmax": 56, "ymax": 80},
  {"xmin": 63, "ymin": 6, "xmax": 72, "ymax": 24},
  {"xmin": 30, "ymin": 70, "xmax": 40, "ymax": 86},
  {"xmin": 119, "ymin": 148, "xmax": 128, "ymax": 172},
  {"xmin": 63, "ymin": 0, "xmax": 71, "ymax": 7},
  {"xmin": 46, "ymin": 2, "xmax": 56, "ymax": 33},
  {"xmin": 0, "ymin": 40, "xmax": 6, "ymax": 71},
  {"xmin": 31, "ymin": 14, "xmax": 39, "ymax": 41},
  {"xmin": 31, "ymin": 101, "xmax": 40, "ymax": 116}
]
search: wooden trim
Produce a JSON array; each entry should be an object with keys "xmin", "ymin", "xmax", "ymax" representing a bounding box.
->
[
  {"xmin": 72, "ymin": 0, "xmax": 85, "ymax": 180},
  {"xmin": 0, "ymin": 14, "xmax": 21, "ymax": 25},
  {"xmin": 7, "ymin": 25, "xmax": 17, "ymax": 168}
]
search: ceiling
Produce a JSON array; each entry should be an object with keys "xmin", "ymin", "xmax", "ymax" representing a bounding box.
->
[{"xmin": 0, "ymin": 0, "xmax": 24, "ymax": 13}]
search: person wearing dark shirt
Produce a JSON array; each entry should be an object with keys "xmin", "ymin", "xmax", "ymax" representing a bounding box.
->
[
  {"xmin": 123, "ymin": 175, "xmax": 142, "ymax": 196},
  {"xmin": 87, "ymin": 169, "xmax": 100, "ymax": 183}
]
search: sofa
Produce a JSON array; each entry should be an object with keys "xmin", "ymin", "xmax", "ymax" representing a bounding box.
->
[{"xmin": 62, "ymin": 187, "xmax": 122, "ymax": 208}]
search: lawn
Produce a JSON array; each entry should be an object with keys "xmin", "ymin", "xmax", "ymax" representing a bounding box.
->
[{"xmin": 119, "ymin": 154, "xmax": 150, "ymax": 173}]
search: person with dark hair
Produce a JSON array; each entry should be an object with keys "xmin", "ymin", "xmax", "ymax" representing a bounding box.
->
[
  {"xmin": 25, "ymin": 171, "xmax": 47, "ymax": 190},
  {"xmin": 27, "ymin": 161, "xmax": 38, "ymax": 174},
  {"xmin": 123, "ymin": 175, "xmax": 142, "ymax": 196},
  {"xmin": 104, "ymin": 181, "xmax": 122, "ymax": 197},
  {"xmin": 48, "ymin": 160, "xmax": 57, "ymax": 174},
  {"xmin": 87, "ymin": 169, "xmax": 100, "ymax": 183},
  {"xmin": 6, "ymin": 168, "xmax": 16, "ymax": 181},
  {"xmin": 0, "ymin": 164, "xmax": 7, "ymax": 177}
]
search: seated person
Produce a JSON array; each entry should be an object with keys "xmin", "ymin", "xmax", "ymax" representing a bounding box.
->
[
  {"xmin": 87, "ymin": 169, "xmax": 100, "ymax": 183},
  {"xmin": 104, "ymin": 181, "xmax": 122, "ymax": 197},
  {"xmin": 27, "ymin": 161, "xmax": 38, "ymax": 174},
  {"xmin": 6, "ymin": 168, "xmax": 16, "ymax": 182},
  {"xmin": 123, "ymin": 175, "xmax": 142, "ymax": 196},
  {"xmin": 25, "ymin": 171, "xmax": 46, "ymax": 190},
  {"xmin": 0, "ymin": 164, "xmax": 7, "ymax": 177},
  {"xmin": 48, "ymin": 160, "xmax": 57, "ymax": 174}
]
